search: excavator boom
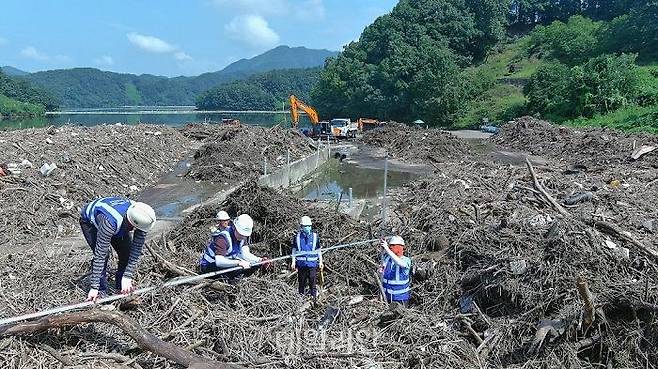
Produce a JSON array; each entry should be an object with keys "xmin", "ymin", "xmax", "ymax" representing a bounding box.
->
[{"xmin": 289, "ymin": 95, "xmax": 319, "ymax": 129}]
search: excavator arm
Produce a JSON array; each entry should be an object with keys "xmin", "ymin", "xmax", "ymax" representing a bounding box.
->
[{"xmin": 289, "ymin": 95, "xmax": 319, "ymax": 129}]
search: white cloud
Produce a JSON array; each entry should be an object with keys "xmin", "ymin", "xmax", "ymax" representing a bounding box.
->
[
  {"xmin": 95, "ymin": 55, "xmax": 115, "ymax": 66},
  {"xmin": 20, "ymin": 46, "xmax": 49, "ymax": 61},
  {"xmin": 212, "ymin": 0, "xmax": 286, "ymax": 16},
  {"xmin": 297, "ymin": 0, "xmax": 325, "ymax": 19},
  {"xmin": 0, "ymin": 37, "xmax": 7, "ymax": 46},
  {"xmin": 174, "ymin": 51, "xmax": 193, "ymax": 61},
  {"xmin": 225, "ymin": 15, "xmax": 280, "ymax": 49},
  {"xmin": 127, "ymin": 32, "xmax": 176, "ymax": 53},
  {"xmin": 19, "ymin": 46, "xmax": 71, "ymax": 65}
]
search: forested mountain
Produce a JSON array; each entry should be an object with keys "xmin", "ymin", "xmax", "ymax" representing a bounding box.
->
[
  {"xmin": 311, "ymin": 0, "xmax": 658, "ymax": 130},
  {"xmin": 0, "ymin": 70, "xmax": 59, "ymax": 118},
  {"xmin": 20, "ymin": 46, "xmax": 336, "ymax": 108},
  {"xmin": 195, "ymin": 68, "xmax": 320, "ymax": 110},
  {"xmin": 221, "ymin": 46, "xmax": 336, "ymax": 75},
  {"xmin": 1, "ymin": 66, "xmax": 28, "ymax": 77}
]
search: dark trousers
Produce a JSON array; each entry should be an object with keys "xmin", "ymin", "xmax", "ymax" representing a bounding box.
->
[
  {"xmin": 199, "ymin": 262, "xmax": 260, "ymax": 281},
  {"xmin": 297, "ymin": 266, "xmax": 318, "ymax": 296},
  {"xmin": 80, "ymin": 218, "xmax": 132, "ymax": 291}
]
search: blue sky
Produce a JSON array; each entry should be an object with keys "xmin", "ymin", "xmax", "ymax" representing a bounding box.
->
[{"xmin": 0, "ymin": 0, "xmax": 397, "ymax": 77}]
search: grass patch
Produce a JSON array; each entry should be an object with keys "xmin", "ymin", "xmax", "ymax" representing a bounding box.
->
[
  {"xmin": 0, "ymin": 94, "xmax": 45, "ymax": 118},
  {"xmin": 566, "ymin": 105, "xmax": 658, "ymax": 133},
  {"xmin": 457, "ymin": 84, "xmax": 527, "ymax": 128}
]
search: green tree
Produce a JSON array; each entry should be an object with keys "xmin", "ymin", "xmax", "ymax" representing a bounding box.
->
[
  {"xmin": 312, "ymin": 0, "xmax": 509, "ymax": 126},
  {"xmin": 530, "ymin": 16, "xmax": 601, "ymax": 65},
  {"xmin": 572, "ymin": 53, "xmax": 639, "ymax": 116},
  {"xmin": 196, "ymin": 81, "xmax": 277, "ymax": 110},
  {"xmin": 524, "ymin": 62, "xmax": 574, "ymax": 118}
]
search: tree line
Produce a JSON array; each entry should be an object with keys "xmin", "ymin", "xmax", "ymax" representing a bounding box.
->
[
  {"xmin": 195, "ymin": 68, "xmax": 320, "ymax": 111},
  {"xmin": 310, "ymin": 0, "xmax": 657, "ymax": 126},
  {"xmin": 0, "ymin": 70, "xmax": 59, "ymax": 118}
]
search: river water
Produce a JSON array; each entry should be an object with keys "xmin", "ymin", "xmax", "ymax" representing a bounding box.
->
[{"xmin": 0, "ymin": 107, "xmax": 314, "ymax": 130}]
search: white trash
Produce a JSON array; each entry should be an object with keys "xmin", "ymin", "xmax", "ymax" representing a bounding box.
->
[
  {"xmin": 510, "ymin": 260, "xmax": 528, "ymax": 275},
  {"xmin": 39, "ymin": 163, "xmax": 57, "ymax": 177}
]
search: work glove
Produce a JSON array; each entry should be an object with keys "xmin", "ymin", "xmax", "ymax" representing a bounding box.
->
[
  {"xmin": 237, "ymin": 260, "xmax": 252, "ymax": 269},
  {"xmin": 120, "ymin": 277, "xmax": 135, "ymax": 295},
  {"xmin": 86, "ymin": 288, "xmax": 100, "ymax": 303}
]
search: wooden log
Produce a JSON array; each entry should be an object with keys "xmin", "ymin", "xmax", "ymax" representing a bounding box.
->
[
  {"xmin": 594, "ymin": 220, "xmax": 658, "ymax": 259},
  {"xmin": 0, "ymin": 309, "xmax": 244, "ymax": 369},
  {"xmin": 525, "ymin": 158, "xmax": 570, "ymax": 218},
  {"xmin": 576, "ymin": 275, "xmax": 595, "ymax": 329}
]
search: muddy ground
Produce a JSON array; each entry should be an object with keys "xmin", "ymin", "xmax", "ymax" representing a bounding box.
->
[{"xmin": 1, "ymin": 118, "xmax": 657, "ymax": 369}]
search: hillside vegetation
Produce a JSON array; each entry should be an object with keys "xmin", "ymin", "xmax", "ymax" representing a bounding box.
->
[
  {"xmin": 20, "ymin": 46, "xmax": 336, "ymax": 108},
  {"xmin": 0, "ymin": 70, "xmax": 58, "ymax": 118},
  {"xmin": 195, "ymin": 68, "xmax": 320, "ymax": 111},
  {"xmin": 311, "ymin": 0, "xmax": 658, "ymax": 131}
]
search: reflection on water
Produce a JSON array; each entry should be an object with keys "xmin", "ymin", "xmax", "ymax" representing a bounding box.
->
[
  {"xmin": 0, "ymin": 109, "xmax": 313, "ymax": 130},
  {"xmin": 298, "ymin": 160, "xmax": 421, "ymax": 201},
  {"xmin": 135, "ymin": 159, "xmax": 225, "ymax": 218}
]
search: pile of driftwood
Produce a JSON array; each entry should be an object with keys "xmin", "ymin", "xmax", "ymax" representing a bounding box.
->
[
  {"xmin": 0, "ymin": 124, "xmax": 191, "ymax": 248},
  {"xmin": 494, "ymin": 116, "xmax": 658, "ymax": 168},
  {"xmin": 387, "ymin": 157, "xmax": 658, "ymax": 368},
  {"xmin": 361, "ymin": 122, "xmax": 468, "ymax": 164},
  {"xmin": 1, "ymin": 121, "xmax": 657, "ymax": 368},
  {"xmin": 183, "ymin": 124, "xmax": 317, "ymax": 183}
]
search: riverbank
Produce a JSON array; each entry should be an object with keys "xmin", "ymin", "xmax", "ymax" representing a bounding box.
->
[{"xmin": 1, "ymin": 118, "xmax": 657, "ymax": 368}]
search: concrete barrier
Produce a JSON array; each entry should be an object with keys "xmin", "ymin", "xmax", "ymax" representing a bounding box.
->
[
  {"xmin": 182, "ymin": 146, "xmax": 330, "ymax": 214},
  {"xmin": 258, "ymin": 147, "xmax": 329, "ymax": 189}
]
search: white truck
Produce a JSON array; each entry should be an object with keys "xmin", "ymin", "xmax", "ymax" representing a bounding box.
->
[{"xmin": 330, "ymin": 118, "xmax": 358, "ymax": 138}]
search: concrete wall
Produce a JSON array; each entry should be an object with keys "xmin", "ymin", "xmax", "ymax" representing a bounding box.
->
[
  {"xmin": 183, "ymin": 146, "xmax": 330, "ymax": 214},
  {"xmin": 258, "ymin": 147, "xmax": 329, "ymax": 189}
]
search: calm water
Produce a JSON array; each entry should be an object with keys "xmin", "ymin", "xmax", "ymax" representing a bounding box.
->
[{"xmin": 0, "ymin": 107, "xmax": 314, "ymax": 130}]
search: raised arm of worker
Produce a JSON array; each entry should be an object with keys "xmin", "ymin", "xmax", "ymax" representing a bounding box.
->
[
  {"xmin": 119, "ymin": 229, "xmax": 147, "ymax": 294},
  {"xmin": 381, "ymin": 239, "xmax": 410, "ymax": 269},
  {"xmin": 240, "ymin": 244, "xmax": 262, "ymax": 264},
  {"xmin": 87, "ymin": 214, "xmax": 116, "ymax": 302}
]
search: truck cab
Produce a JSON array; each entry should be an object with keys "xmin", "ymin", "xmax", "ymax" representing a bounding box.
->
[{"xmin": 330, "ymin": 118, "xmax": 358, "ymax": 138}]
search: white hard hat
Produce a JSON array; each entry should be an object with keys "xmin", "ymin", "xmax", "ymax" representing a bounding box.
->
[
  {"xmin": 234, "ymin": 214, "xmax": 254, "ymax": 237},
  {"xmin": 127, "ymin": 202, "xmax": 156, "ymax": 232},
  {"xmin": 300, "ymin": 216, "xmax": 312, "ymax": 226},
  {"xmin": 216, "ymin": 210, "xmax": 230, "ymax": 221},
  {"xmin": 389, "ymin": 235, "xmax": 405, "ymax": 246}
]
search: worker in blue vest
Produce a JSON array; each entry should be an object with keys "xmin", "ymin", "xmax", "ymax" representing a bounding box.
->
[
  {"xmin": 379, "ymin": 236, "xmax": 412, "ymax": 306},
  {"xmin": 198, "ymin": 214, "xmax": 271, "ymax": 281},
  {"xmin": 290, "ymin": 216, "xmax": 323, "ymax": 298},
  {"xmin": 79, "ymin": 197, "xmax": 156, "ymax": 303}
]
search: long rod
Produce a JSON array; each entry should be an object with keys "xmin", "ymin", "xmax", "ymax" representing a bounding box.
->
[
  {"xmin": 382, "ymin": 154, "xmax": 389, "ymax": 226},
  {"xmin": 0, "ymin": 239, "xmax": 377, "ymax": 326}
]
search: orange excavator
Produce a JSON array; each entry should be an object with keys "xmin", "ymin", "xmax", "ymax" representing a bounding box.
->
[
  {"xmin": 289, "ymin": 95, "xmax": 319, "ymax": 129},
  {"xmin": 289, "ymin": 95, "xmax": 330, "ymax": 137}
]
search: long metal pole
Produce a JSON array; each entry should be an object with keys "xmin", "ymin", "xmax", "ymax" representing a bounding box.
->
[
  {"xmin": 382, "ymin": 154, "xmax": 389, "ymax": 225},
  {"xmin": 0, "ymin": 239, "xmax": 377, "ymax": 326}
]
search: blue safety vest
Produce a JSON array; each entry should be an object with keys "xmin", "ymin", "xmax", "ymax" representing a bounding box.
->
[
  {"xmin": 382, "ymin": 256, "xmax": 411, "ymax": 302},
  {"xmin": 81, "ymin": 197, "xmax": 132, "ymax": 237},
  {"xmin": 199, "ymin": 226, "xmax": 243, "ymax": 267},
  {"xmin": 294, "ymin": 231, "xmax": 319, "ymax": 268}
]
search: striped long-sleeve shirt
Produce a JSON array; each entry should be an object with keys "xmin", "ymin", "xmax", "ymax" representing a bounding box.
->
[{"xmin": 90, "ymin": 214, "xmax": 147, "ymax": 290}]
